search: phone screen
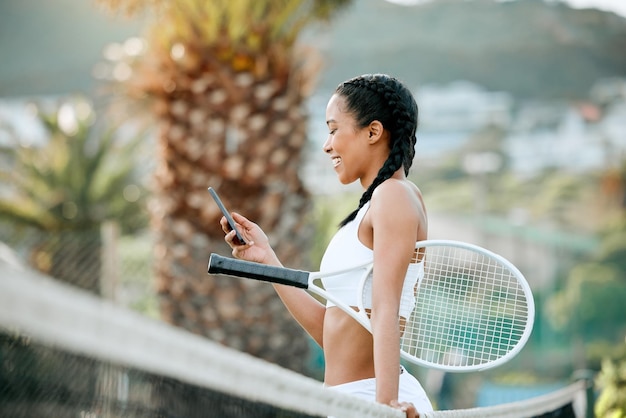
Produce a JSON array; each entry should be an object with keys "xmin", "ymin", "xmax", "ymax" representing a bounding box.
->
[{"xmin": 207, "ymin": 187, "xmax": 247, "ymax": 245}]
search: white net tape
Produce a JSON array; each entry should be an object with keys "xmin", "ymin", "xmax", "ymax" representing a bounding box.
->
[
  {"xmin": 0, "ymin": 260, "xmax": 403, "ymax": 418},
  {"xmin": 423, "ymin": 380, "xmax": 586, "ymax": 417},
  {"xmin": 0, "ymin": 259, "xmax": 587, "ymax": 418}
]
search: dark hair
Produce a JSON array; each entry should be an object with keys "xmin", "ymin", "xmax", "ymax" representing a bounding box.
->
[{"xmin": 336, "ymin": 74, "xmax": 419, "ymax": 227}]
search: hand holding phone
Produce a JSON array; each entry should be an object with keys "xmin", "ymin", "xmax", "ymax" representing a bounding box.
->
[{"xmin": 208, "ymin": 187, "xmax": 247, "ymax": 245}]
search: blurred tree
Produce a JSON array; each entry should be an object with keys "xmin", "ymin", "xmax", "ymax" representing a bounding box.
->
[
  {"xmin": 0, "ymin": 95, "xmax": 148, "ymax": 294},
  {"xmin": 96, "ymin": 0, "xmax": 351, "ymax": 374},
  {"xmin": 595, "ymin": 341, "xmax": 626, "ymax": 418},
  {"xmin": 546, "ymin": 215, "xmax": 626, "ymax": 364},
  {"xmin": 533, "ymin": 173, "xmax": 584, "ymax": 228}
]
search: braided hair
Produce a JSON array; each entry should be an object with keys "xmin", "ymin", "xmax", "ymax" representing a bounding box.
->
[{"xmin": 336, "ymin": 74, "xmax": 419, "ymax": 227}]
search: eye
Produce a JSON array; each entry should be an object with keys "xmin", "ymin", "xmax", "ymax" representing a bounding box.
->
[{"xmin": 329, "ymin": 129, "xmax": 337, "ymax": 135}]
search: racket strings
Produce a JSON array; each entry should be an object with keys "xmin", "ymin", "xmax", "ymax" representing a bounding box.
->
[
  {"xmin": 411, "ymin": 247, "xmax": 423, "ymax": 263},
  {"xmin": 402, "ymin": 245, "xmax": 530, "ymax": 369}
]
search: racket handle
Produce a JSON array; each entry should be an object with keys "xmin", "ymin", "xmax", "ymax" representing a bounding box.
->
[{"xmin": 208, "ymin": 254, "xmax": 309, "ymax": 289}]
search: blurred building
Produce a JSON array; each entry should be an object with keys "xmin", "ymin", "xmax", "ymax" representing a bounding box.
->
[
  {"xmin": 505, "ymin": 78, "xmax": 626, "ymax": 177},
  {"xmin": 417, "ymin": 81, "xmax": 513, "ymax": 132}
]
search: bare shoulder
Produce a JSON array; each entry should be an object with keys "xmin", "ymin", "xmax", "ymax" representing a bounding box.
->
[
  {"xmin": 369, "ymin": 179, "xmax": 428, "ymax": 240},
  {"xmin": 370, "ymin": 178, "xmax": 423, "ymax": 207}
]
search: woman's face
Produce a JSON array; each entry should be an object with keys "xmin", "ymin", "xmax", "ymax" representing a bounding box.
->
[{"xmin": 323, "ymin": 94, "xmax": 373, "ymax": 185}]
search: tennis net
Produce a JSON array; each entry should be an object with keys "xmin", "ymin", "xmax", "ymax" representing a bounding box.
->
[
  {"xmin": 422, "ymin": 380, "xmax": 587, "ymax": 418},
  {"xmin": 0, "ymin": 259, "xmax": 589, "ymax": 418}
]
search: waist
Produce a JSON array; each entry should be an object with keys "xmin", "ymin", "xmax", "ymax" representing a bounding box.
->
[{"xmin": 322, "ymin": 307, "xmax": 374, "ymax": 385}]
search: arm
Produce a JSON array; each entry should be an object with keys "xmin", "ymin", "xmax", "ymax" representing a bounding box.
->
[
  {"xmin": 368, "ymin": 181, "xmax": 423, "ymax": 406},
  {"xmin": 221, "ymin": 212, "xmax": 327, "ymax": 346}
]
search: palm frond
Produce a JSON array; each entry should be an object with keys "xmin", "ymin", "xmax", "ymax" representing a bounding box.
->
[
  {"xmin": 102, "ymin": 0, "xmax": 352, "ymax": 50},
  {"xmin": 0, "ymin": 96, "xmax": 149, "ymax": 232}
]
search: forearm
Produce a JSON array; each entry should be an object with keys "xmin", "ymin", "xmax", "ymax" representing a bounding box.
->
[
  {"xmin": 258, "ymin": 248, "xmax": 324, "ymax": 343},
  {"xmin": 272, "ymin": 284, "xmax": 326, "ymax": 346},
  {"xmin": 372, "ymin": 311, "xmax": 402, "ymax": 404},
  {"xmin": 256, "ymin": 250, "xmax": 326, "ymax": 345},
  {"xmin": 230, "ymin": 235, "xmax": 326, "ymax": 345}
]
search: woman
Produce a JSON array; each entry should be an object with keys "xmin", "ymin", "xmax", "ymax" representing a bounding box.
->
[{"xmin": 220, "ymin": 74, "xmax": 433, "ymax": 417}]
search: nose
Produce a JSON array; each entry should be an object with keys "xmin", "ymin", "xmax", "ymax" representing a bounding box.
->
[{"xmin": 322, "ymin": 135, "xmax": 332, "ymax": 154}]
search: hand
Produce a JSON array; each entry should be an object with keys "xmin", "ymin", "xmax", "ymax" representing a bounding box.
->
[
  {"xmin": 389, "ymin": 400, "xmax": 419, "ymax": 418},
  {"xmin": 220, "ymin": 212, "xmax": 278, "ymax": 265}
]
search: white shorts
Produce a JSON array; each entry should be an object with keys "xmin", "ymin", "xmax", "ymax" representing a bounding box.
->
[{"xmin": 326, "ymin": 367, "xmax": 434, "ymax": 414}]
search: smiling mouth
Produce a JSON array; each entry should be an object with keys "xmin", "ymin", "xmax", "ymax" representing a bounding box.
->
[{"xmin": 332, "ymin": 157, "xmax": 342, "ymax": 167}]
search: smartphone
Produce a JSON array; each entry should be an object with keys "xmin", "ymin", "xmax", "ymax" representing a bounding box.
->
[{"xmin": 207, "ymin": 187, "xmax": 247, "ymax": 245}]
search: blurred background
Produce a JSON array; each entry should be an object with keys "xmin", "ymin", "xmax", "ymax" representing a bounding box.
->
[{"xmin": 1, "ymin": 0, "xmax": 625, "ymax": 415}]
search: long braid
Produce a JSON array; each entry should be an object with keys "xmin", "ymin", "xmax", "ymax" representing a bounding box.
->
[{"xmin": 337, "ymin": 74, "xmax": 419, "ymax": 227}]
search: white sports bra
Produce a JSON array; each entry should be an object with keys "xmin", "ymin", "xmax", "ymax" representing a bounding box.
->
[{"xmin": 319, "ymin": 202, "xmax": 423, "ymax": 318}]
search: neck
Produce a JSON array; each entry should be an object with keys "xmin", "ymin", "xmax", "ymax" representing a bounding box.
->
[{"xmin": 360, "ymin": 167, "xmax": 406, "ymax": 190}]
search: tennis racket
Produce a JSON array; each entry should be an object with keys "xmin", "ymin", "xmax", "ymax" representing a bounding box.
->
[{"xmin": 208, "ymin": 240, "xmax": 534, "ymax": 372}]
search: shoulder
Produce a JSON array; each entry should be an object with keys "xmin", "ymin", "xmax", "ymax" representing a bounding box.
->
[
  {"xmin": 365, "ymin": 179, "xmax": 427, "ymax": 245},
  {"xmin": 370, "ymin": 178, "xmax": 422, "ymax": 208},
  {"xmin": 368, "ymin": 179, "xmax": 422, "ymax": 224}
]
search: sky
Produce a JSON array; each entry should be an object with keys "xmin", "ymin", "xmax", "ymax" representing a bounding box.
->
[
  {"xmin": 562, "ymin": 0, "xmax": 626, "ymax": 17},
  {"xmin": 384, "ymin": 0, "xmax": 626, "ymax": 18}
]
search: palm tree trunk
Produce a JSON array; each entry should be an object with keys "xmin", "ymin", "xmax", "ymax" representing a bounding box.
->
[{"xmin": 149, "ymin": 44, "xmax": 316, "ymax": 373}]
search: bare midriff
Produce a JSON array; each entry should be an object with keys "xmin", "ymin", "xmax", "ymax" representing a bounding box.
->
[{"xmin": 322, "ymin": 306, "xmax": 375, "ymax": 386}]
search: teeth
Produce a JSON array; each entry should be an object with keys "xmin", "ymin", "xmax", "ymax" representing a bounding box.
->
[{"xmin": 332, "ymin": 157, "xmax": 341, "ymax": 167}]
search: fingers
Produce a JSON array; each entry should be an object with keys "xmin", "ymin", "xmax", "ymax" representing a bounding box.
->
[
  {"xmin": 389, "ymin": 400, "xmax": 418, "ymax": 418},
  {"xmin": 230, "ymin": 212, "xmax": 252, "ymax": 228},
  {"xmin": 219, "ymin": 216, "xmax": 235, "ymax": 233},
  {"xmin": 218, "ymin": 212, "xmax": 264, "ymax": 259},
  {"xmin": 219, "ymin": 212, "xmax": 248, "ymax": 233},
  {"xmin": 224, "ymin": 229, "xmax": 253, "ymax": 247}
]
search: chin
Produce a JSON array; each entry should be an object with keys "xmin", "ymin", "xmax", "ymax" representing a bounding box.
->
[{"xmin": 337, "ymin": 176, "xmax": 357, "ymax": 186}]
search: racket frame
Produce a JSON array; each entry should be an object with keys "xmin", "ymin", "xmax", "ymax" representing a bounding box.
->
[
  {"xmin": 208, "ymin": 239, "xmax": 535, "ymax": 372},
  {"xmin": 400, "ymin": 240, "xmax": 535, "ymax": 371}
]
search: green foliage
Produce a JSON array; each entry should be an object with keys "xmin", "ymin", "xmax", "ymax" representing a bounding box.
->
[
  {"xmin": 98, "ymin": 0, "xmax": 353, "ymax": 53},
  {"xmin": 595, "ymin": 343, "xmax": 626, "ymax": 418},
  {"xmin": 596, "ymin": 217, "xmax": 626, "ymax": 270},
  {"xmin": 546, "ymin": 213, "xmax": 626, "ymax": 351},
  {"xmin": 0, "ymin": 96, "xmax": 148, "ymax": 233},
  {"xmin": 548, "ymin": 263, "xmax": 626, "ymax": 336},
  {"xmin": 587, "ymin": 341, "xmax": 626, "ymax": 371},
  {"xmin": 531, "ymin": 173, "xmax": 585, "ymax": 226},
  {"xmin": 0, "ymin": 96, "xmax": 150, "ymax": 293}
]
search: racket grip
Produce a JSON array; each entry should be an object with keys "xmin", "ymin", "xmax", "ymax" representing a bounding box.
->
[{"xmin": 208, "ymin": 254, "xmax": 309, "ymax": 289}]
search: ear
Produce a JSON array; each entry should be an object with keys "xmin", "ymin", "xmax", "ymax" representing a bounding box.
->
[{"xmin": 367, "ymin": 120, "xmax": 384, "ymax": 144}]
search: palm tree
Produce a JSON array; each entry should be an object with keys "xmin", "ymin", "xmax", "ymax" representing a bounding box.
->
[
  {"xmin": 96, "ymin": 0, "xmax": 352, "ymax": 373},
  {"xmin": 0, "ymin": 96, "xmax": 149, "ymax": 416},
  {"xmin": 0, "ymin": 96, "xmax": 148, "ymax": 294}
]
